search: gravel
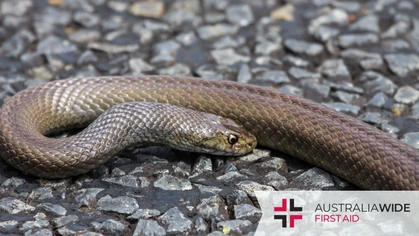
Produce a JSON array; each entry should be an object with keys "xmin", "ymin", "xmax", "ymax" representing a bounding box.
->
[{"xmin": 1, "ymin": 0, "xmax": 418, "ymax": 235}]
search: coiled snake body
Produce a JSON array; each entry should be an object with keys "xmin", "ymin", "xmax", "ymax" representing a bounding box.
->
[{"xmin": 0, "ymin": 76, "xmax": 418, "ymax": 190}]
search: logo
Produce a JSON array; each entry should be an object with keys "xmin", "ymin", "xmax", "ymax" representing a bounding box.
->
[{"xmin": 273, "ymin": 198, "xmax": 303, "ymax": 228}]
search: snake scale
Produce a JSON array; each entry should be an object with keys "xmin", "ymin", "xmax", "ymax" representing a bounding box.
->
[{"xmin": 0, "ymin": 76, "xmax": 417, "ymax": 190}]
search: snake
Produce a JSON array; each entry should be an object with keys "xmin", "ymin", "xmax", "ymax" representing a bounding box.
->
[{"xmin": 0, "ymin": 76, "xmax": 417, "ymax": 190}]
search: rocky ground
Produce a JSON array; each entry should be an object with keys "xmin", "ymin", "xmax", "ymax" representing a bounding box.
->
[{"xmin": 0, "ymin": 0, "xmax": 419, "ymax": 235}]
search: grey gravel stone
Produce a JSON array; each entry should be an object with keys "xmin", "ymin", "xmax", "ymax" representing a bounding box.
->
[
  {"xmin": 53, "ymin": 215, "xmax": 79, "ymax": 228},
  {"xmin": 29, "ymin": 187, "xmax": 53, "ymax": 200},
  {"xmin": 270, "ymin": 4, "xmax": 294, "ymax": 21},
  {"xmin": 332, "ymin": 1, "xmax": 360, "ymax": 12},
  {"xmin": 384, "ymin": 54, "xmax": 419, "ymax": 77},
  {"xmin": 154, "ymin": 174, "xmax": 193, "ymax": 190},
  {"xmin": 133, "ymin": 219, "xmax": 166, "ymax": 236},
  {"xmin": 197, "ymin": 23, "xmax": 239, "ymax": 40},
  {"xmin": 193, "ymin": 155, "xmax": 213, "ymax": 173},
  {"xmin": 204, "ymin": 12, "xmax": 226, "ymax": 23},
  {"xmin": 301, "ymin": 81, "xmax": 331, "ymax": 100},
  {"xmin": 129, "ymin": 209, "xmax": 161, "ymax": 220},
  {"xmin": 207, "ymin": 231, "xmax": 227, "ymax": 236},
  {"xmin": 341, "ymin": 49, "xmax": 381, "ymax": 61},
  {"xmin": 38, "ymin": 203, "xmax": 67, "ymax": 216},
  {"xmin": 382, "ymin": 20, "xmax": 410, "ymax": 38},
  {"xmin": 37, "ymin": 36, "xmax": 78, "ymax": 55},
  {"xmin": 34, "ymin": 7, "xmax": 72, "ymax": 37},
  {"xmin": 129, "ymin": 57, "xmax": 155, "ymax": 73},
  {"xmin": 103, "ymin": 175, "xmax": 139, "ymax": 188},
  {"xmin": 175, "ymin": 31, "xmax": 197, "ymax": 46},
  {"xmin": 0, "ymin": 197, "xmax": 35, "ymax": 214},
  {"xmin": 291, "ymin": 168, "xmax": 335, "ymax": 189},
  {"xmin": 349, "ymin": 15, "xmax": 379, "ymax": 32},
  {"xmin": 0, "ymin": 219, "xmax": 19, "ymax": 234},
  {"xmin": 20, "ymin": 213, "xmax": 49, "ymax": 231},
  {"xmin": 195, "ymin": 217, "xmax": 208, "ymax": 234},
  {"xmin": 56, "ymin": 225, "xmax": 89, "ymax": 236},
  {"xmin": 366, "ymin": 93, "xmax": 388, "ymax": 107},
  {"xmin": 338, "ymin": 33, "xmax": 379, "ymax": 48},
  {"xmin": 143, "ymin": 20, "xmax": 170, "ymax": 33},
  {"xmin": 160, "ymin": 207, "xmax": 193, "ymax": 234},
  {"xmin": 309, "ymin": 25, "xmax": 340, "ymax": 42},
  {"xmin": 132, "ymin": 25, "xmax": 153, "ymax": 44},
  {"xmin": 410, "ymin": 101, "xmax": 419, "ymax": 119},
  {"xmin": 358, "ymin": 112, "xmax": 383, "ymax": 124},
  {"xmin": 283, "ymin": 55, "xmax": 309, "ymax": 67},
  {"xmin": 197, "ymin": 196, "xmax": 227, "ymax": 221},
  {"xmin": 254, "ymin": 56, "xmax": 282, "ymax": 67},
  {"xmin": 195, "ymin": 184, "xmax": 223, "ymax": 196},
  {"xmin": 216, "ymin": 171, "xmax": 246, "ymax": 182},
  {"xmin": 159, "ymin": 63, "xmax": 191, "ymax": 76},
  {"xmin": 266, "ymin": 171, "xmax": 288, "ymax": 189},
  {"xmin": 217, "ymin": 220, "xmax": 252, "ymax": 235},
  {"xmin": 25, "ymin": 228, "xmax": 53, "ymax": 236},
  {"xmin": 259, "ymin": 158, "xmax": 287, "ymax": 172},
  {"xmin": 1, "ymin": 177, "xmax": 26, "ymax": 188},
  {"xmin": 204, "ymin": 0, "xmax": 229, "ymax": 11},
  {"xmin": 310, "ymin": 9, "xmax": 349, "ymax": 28},
  {"xmin": 360, "ymin": 57, "xmax": 384, "ymax": 70},
  {"xmin": 74, "ymin": 188, "xmax": 104, "ymax": 207},
  {"xmin": 279, "ymin": 85, "xmax": 303, "ymax": 96},
  {"xmin": 74, "ymin": 11, "xmax": 100, "ymax": 27},
  {"xmin": 238, "ymin": 149, "xmax": 271, "ymax": 163},
  {"xmin": 382, "ymin": 39, "xmax": 411, "ymax": 51},
  {"xmin": 234, "ymin": 204, "xmax": 262, "ymax": 223},
  {"xmin": 254, "ymin": 39, "xmax": 281, "ymax": 55},
  {"xmin": 237, "ymin": 181, "xmax": 274, "ymax": 199},
  {"xmin": 224, "ymin": 190, "xmax": 250, "ymax": 208},
  {"xmin": 319, "ymin": 59, "xmax": 351, "ymax": 80},
  {"xmin": 129, "ymin": 1, "xmax": 164, "ymax": 18},
  {"xmin": 91, "ymin": 219, "xmax": 127, "ymax": 235},
  {"xmin": 359, "ymin": 71, "xmax": 397, "ymax": 95},
  {"xmin": 69, "ymin": 29, "xmax": 100, "ymax": 44},
  {"xmin": 211, "ymin": 48, "xmax": 250, "ymax": 65},
  {"xmin": 195, "ymin": 65, "xmax": 225, "ymax": 80},
  {"xmin": 98, "ymin": 195, "xmax": 139, "ymax": 214},
  {"xmin": 380, "ymin": 120, "xmax": 400, "ymax": 135},
  {"xmin": 77, "ymin": 50, "xmax": 98, "ymax": 65},
  {"xmin": 0, "ymin": 29, "xmax": 36, "ymax": 57},
  {"xmin": 163, "ymin": 10, "xmax": 202, "ymax": 28},
  {"xmin": 289, "ymin": 67, "xmax": 321, "ymax": 79},
  {"xmin": 226, "ymin": 4, "xmax": 254, "ymax": 27},
  {"xmin": 394, "ymin": 86, "xmax": 419, "ymax": 104},
  {"xmin": 323, "ymin": 102, "xmax": 360, "ymax": 115},
  {"xmin": 341, "ymin": 49, "xmax": 382, "ymax": 70},
  {"xmin": 333, "ymin": 90, "xmax": 358, "ymax": 104},
  {"xmin": 1, "ymin": 0, "xmax": 33, "ymax": 16},
  {"xmin": 402, "ymin": 132, "xmax": 419, "ymax": 149},
  {"xmin": 284, "ymin": 39, "xmax": 324, "ymax": 56},
  {"xmin": 88, "ymin": 42, "xmax": 138, "ymax": 54},
  {"xmin": 256, "ymin": 70, "xmax": 290, "ymax": 84},
  {"xmin": 237, "ymin": 64, "xmax": 252, "ymax": 83},
  {"xmin": 107, "ymin": 1, "xmax": 128, "ymax": 12},
  {"xmin": 153, "ymin": 40, "xmax": 180, "ymax": 56}
]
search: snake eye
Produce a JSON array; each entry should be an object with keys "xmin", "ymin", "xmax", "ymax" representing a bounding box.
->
[{"xmin": 227, "ymin": 134, "xmax": 238, "ymax": 144}]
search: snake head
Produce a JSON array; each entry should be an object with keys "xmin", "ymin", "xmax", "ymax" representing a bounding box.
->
[{"xmin": 197, "ymin": 116, "xmax": 257, "ymax": 156}]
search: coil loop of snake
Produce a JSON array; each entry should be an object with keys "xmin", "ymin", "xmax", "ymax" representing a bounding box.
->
[{"xmin": 0, "ymin": 76, "xmax": 418, "ymax": 190}]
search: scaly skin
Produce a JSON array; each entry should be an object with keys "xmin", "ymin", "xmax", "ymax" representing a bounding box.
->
[{"xmin": 0, "ymin": 76, "xmax": 417, "ymax": 189}]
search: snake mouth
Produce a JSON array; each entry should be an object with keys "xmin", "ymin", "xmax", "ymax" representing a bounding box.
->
[{"xmin": 234, "ymin": 138, "xmax": 257, "ymax": 155}]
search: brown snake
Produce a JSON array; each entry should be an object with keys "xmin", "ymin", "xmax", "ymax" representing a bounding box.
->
[{"xmin": 0, "ymin": 76, "xmax": 418, "ymax": 190}]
